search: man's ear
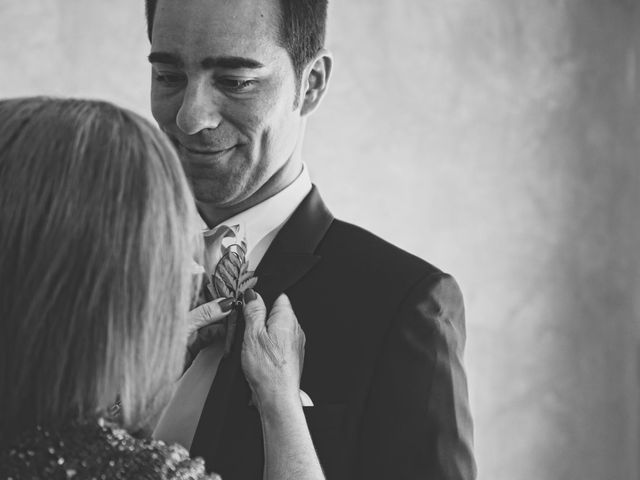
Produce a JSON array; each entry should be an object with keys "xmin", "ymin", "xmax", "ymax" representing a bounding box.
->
[{"xmin": 300, "ymin": 49, "xmax": 333, "ymax": 117}]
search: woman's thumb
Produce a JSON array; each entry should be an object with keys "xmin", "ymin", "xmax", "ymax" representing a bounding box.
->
[{"xmin": 242, "ymin": 289, "xmax": 267, "ymax": 333}]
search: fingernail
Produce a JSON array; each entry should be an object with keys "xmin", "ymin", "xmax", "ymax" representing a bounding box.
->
[
  {"xmin": 219, "ymin": 298, "xmax": 235, "ymax": 312},
  {"xmin": 244, "ymin": 288, "xmax": 257, "ymax": 302}
]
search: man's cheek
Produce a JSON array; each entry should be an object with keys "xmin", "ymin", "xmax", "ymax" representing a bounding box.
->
[
  {"xmin": 226, "ymin": 101, "xmax": 265, "ymax": 132},
  {"xmin": 151, "ymin": 92, "xmax": 179, "ymax": 123},
  {"xmin": 150, "ymin": 103, "xmax": 169, "ymax": 127}
]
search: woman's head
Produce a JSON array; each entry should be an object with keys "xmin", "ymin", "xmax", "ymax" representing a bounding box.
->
[{"xmin": 0, "ymin": 97, "xmax": 200, "ymax": 442}]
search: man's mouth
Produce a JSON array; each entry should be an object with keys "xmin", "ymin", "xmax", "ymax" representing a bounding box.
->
[{"xmin": 180, "ymin": 144, "xmax": 235, "ymax": 156}]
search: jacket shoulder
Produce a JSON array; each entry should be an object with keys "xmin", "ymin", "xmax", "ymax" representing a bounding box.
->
[{"xmin": 318, "ymin": 218, "xmax": 448, "ymax": 287}]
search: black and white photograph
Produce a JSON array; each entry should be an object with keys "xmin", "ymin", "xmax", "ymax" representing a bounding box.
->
[{"xmin": 0, "ymin": 1, "xmax": 638, "ymax": 479}]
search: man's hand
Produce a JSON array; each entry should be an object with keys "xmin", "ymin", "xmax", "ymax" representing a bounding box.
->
[{"xmin": 241, "ymin": 290, "xmax": 306, "ymax": 411}]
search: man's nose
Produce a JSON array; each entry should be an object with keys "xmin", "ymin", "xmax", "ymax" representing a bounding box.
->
[{"xmin": 176, "ymin": 80, "xmax": 223, "ymax": 135}]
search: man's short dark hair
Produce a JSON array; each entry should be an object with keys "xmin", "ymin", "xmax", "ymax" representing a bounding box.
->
[{"xmin": 145, "ymin": 0, "xmax": 328, "ymax": 81}]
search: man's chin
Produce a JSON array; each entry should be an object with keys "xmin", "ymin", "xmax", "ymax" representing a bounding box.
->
[{"xmin": 190, "ymin": 179, "xmax": 248, "ymax": 208}]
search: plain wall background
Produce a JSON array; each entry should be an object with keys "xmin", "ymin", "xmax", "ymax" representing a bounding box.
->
[{"xmin": 1, "ymin": 1, "xmax": 639, "ymax": 479}]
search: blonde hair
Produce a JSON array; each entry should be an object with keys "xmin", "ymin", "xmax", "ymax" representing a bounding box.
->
[{"xmin": 0, "ymin": 97, "xmax": 200, "ymax": 444}]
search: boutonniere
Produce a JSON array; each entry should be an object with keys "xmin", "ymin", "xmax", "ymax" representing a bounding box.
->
[{"xmin": 209, "ymin": 237, "xmax": 258, "ymax": 356}]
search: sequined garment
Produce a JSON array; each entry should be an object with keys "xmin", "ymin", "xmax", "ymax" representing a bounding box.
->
[{"xmin": 0, "ymin": 418, "xmax": 219, "ymax": 480}]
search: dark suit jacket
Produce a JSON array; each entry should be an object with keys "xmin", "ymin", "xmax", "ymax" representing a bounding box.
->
[{"xmin": 190, "ymin": 186, "xmax": 476, "ymax": 480}]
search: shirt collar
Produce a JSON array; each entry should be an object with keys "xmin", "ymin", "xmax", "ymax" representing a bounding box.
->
[{"xmin": 198, "ymin": 163, "xmax": 312, "ymax": 256}]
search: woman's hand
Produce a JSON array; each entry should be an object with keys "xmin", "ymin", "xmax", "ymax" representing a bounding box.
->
[
  {"xmin": 185, "ymin": 297, "xmax": 234, "ymax": 367},
  {"xmin": 241, "ymin": 290, "xmax": 324, "ymax": 480},
  {"xmin": 241, "ymin": 289, "xmax": 306, "ymax": 411}
]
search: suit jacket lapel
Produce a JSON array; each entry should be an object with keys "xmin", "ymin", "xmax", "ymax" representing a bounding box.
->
[
  {"xmin": 255, "ymin": 184, "xmax": 334, "ymax": 306},
  {"xmin": 190, "ymin": 185, "xmax": 334, "ymax": 474}
]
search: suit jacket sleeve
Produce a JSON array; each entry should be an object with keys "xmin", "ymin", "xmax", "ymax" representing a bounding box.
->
[{"xmin": 357, "ymin": 272, "xmax": 476, "ymax": 480}]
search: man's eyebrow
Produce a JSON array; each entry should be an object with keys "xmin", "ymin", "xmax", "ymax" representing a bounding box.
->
[
  {"xmin": 148, "ymin": 53, "xmax": 265, "ymax": 70},
  {"xmin": 201, "ymin": 56, "xmax": 265, "ymax": 70},
  {"xmin": 148, "ymin": 52, "xmax": 183, "ymax": 67}
]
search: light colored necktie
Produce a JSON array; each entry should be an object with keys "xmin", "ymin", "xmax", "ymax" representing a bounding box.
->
[
  {"xmin": 203, "ymin": 224, "xmax": 241, "ymax": 284},
  {"xmin": 152, "ymin": 342, "xmax": 225, "ymax": 449},
  {"xmin": 153, "ymin": 224, "xmax": 239, "ymax": 449}
]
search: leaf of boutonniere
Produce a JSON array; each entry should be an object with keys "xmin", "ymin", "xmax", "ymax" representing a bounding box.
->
[
  {"xmin": 239, "ymin": 271, "xmax": 258, "ymax": 291},
  {"xmin": 217, "ymin": 261, "xmax": 236, "ymax": 289},
  {"xmin": 213, "ymin": 275, "xmax": 232, "ymax": 299},
  {"xmin": 211, "ymin": 243, "xmax": 257, "ymax": 356}
]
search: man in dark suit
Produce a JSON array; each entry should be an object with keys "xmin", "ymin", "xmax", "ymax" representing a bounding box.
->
[{"xmin": 146, "ymin": 0, "xmax": 476, "ymax": 479}]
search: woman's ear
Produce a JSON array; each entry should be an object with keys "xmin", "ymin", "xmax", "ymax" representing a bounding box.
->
[{"xmin": 300, "ymin": 49, "xmax": 333, "ymax": 117}]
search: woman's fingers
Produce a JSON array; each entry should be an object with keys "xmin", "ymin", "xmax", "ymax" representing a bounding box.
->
[
  {"xmin": 240, "ymin": 290, "xmax": 306, "ymax": 409},
  {"xmin": 242, "ymin": 289, "xmax": 267, "ymax": 337},
  {"xmin": 186, "ymin": 298, "xmax": 235, "ymax": 361},
  {"xmin": 188, "ymin": 297, "xmax": 234, "ymax": 332},
  {"xmin": 267, "ymin": 293, "xmax": 305, "ymax": 354},
  {"xmin": 266, "ymin": 293, "xmax": 294, "ymax": 327}
]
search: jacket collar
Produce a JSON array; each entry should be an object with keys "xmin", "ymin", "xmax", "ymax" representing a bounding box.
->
[{"xmin": 254, "ymin": 185, "xmax": 334, "ymax": 307}]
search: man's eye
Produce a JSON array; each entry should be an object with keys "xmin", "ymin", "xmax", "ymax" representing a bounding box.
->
[
  {"xmin": 217, "ymin": 78, "xmax": 257, "ymax": 92},
  {"xmin": 154, "ymin": 73, "xmax": 185, "ymax": 86}
]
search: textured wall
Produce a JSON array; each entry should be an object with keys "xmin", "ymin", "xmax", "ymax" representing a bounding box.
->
[
  {"xmin": 1, "ymin": 1, "xmax": 639, "ymax": 479},
  {"xmin": 0, "ymin": 0, "xmax": 150, "ymax": 112},
  {"xmin": 311, "ymin": 2, "xmax": 640, "ymax": 479}
]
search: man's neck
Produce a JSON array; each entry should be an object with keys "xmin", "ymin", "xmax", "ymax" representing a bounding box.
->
[{"xmin": 197, "ymin": 158, "xmax": 303, "ymax": 228}]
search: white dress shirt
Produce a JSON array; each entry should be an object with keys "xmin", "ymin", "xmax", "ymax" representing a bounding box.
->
[
  {"xmin": 200, "ymin": 164, "xmax": 311, "ymax": 270},
  {"xmin": 153, "ymin": 165, "xmax": 312, "ymax": 449}
]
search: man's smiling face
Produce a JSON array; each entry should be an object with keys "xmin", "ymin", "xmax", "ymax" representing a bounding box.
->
[{"xmin": 149, "ymin": 0, "xmax": 303, "ymax": 208}]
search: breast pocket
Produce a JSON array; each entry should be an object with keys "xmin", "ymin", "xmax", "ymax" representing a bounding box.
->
[{"xmin": 304, "ymin": 404, "xmax": 348, "ymax": 480}]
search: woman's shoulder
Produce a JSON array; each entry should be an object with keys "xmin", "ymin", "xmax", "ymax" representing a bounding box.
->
[{"xmin": 0, "ymin": 418, "xmax": 218, "ymax": 480}]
